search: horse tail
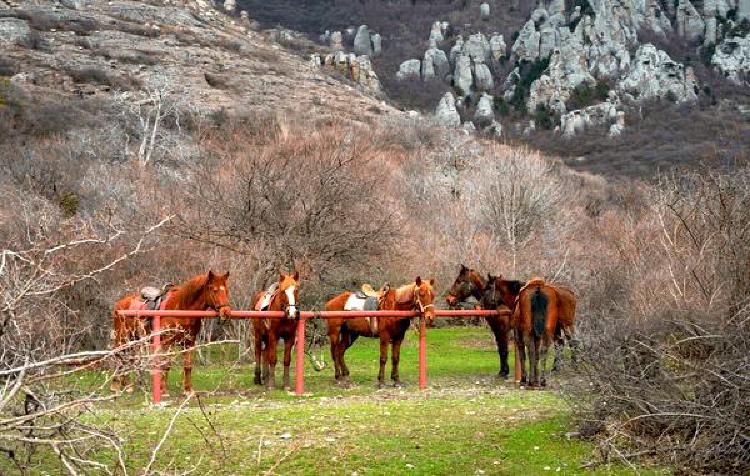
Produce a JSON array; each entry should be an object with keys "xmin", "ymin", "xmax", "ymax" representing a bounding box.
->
[{"xmin": 531, "ymin": 287, "xmax": 548, "ymax": 338}]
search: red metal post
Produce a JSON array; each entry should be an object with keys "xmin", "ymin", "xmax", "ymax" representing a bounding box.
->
[
  {"xmin": 295, "ymin": 316, "xmax": 305, "ymax": 396},
  {"xmin": 151, "ymin": 314, "xmax": 161, "ymax": 404},
  {"xmin": 418, "ymin": 315, "xmax": 427, "ymax": 389}
]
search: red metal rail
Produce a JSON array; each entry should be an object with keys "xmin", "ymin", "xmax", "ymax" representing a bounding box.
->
[{"xmin": 118, "ymin": 309, "xmax": 512, "ymax": 403}]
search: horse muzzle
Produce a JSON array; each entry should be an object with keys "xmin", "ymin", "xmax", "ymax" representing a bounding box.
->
[{"xmin": 286, "ymin": 305, "xmax": 299, "ymax": 319}]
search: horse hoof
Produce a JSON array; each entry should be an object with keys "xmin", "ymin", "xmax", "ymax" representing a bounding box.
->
[
  {"xmin": 393, "ymin": 381, "xmax": 403, "ymax": 388},
  {"xmin": 376, "ymin": 381, "xmax": 385, "ymax": 389}
]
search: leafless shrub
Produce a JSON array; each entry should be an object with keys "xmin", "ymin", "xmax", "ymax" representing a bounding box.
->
[{"xmin": 568, "ymin": 167, "xmax": 750, "ymax": 474}]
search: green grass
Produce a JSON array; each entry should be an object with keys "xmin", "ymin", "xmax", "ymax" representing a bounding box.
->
[{"xmin": 3, "ymin": 328, "xmax": 670, "ymax": 475}]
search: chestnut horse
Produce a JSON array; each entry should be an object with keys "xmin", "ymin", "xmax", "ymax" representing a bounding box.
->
[
  {"xmin": 326, "ymin": 277, "xmax": 436, "ymax": 388},
  {"xmin": 111, "ymin": 271, "xmax": 231, "ymax": 394},
  {"xmin": 513, "ymin": 278, "xmax": 560, "ymax": 387},
  {"xmin": 446, "ymin": 265, "xmax": 522, "ymax": 378},
  {"xmin": 251, "ymin": 271, "xmax": 300, "ymax": 390}
]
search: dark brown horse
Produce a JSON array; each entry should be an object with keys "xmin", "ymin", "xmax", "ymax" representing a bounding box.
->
[
  {"xmin": 326, "ymin": 277, "xmax": 436, "ymax": 388},
  {"xmin": 513, "ymin": 278, "xmax": 559, "ymax": 387},
  {"xmin": 446, "ymin": 265, "xmax": 522, "ymax": 378},
  {"xmin": 111, "ymin": 271, "xmax": 231, "ymax": 394},
  {"xmin": 251, "ymin": 271, "xmax": 300, "ymax": 390}
]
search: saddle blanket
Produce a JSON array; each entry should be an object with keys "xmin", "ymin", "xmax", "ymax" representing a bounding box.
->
[
  {"xmin": 344, "ymin": 293, "xmax": 379, "ymax": 333},
  {"xmin": 255, "ymin": 291, "xmax": 275, "ymax": 312}
]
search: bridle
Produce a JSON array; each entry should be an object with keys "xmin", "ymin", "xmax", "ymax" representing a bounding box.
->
[{"xmin": 414, "ymin": 285, "xmax": 435, "ymax": 315}]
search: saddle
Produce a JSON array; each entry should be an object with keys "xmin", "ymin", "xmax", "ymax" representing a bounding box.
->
[
  {"xmin": 346, "ymin": 283, "xmax": 389, "ymax": 334},
  {"xmin": 139, "ymin": 283, "xmax": 174, "ymax": 311},
  {"xmin": 255, "ymin": 282, "xmax": 279, "ymax": 312}
]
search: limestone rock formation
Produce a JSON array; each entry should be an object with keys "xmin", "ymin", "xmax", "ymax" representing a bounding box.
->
[
  {"xmin": 474, "ymin": 62, "xmax": 494, "ymax": 91},
  {"xmin": 618, "ymin": 44, "xmax": 698, "ymax": 102},
  {"xmin": 480, "ymin": 2, "xmax": 490, "ymax": 20},
  {"xmin": 454, "ymin": 54, "xmax": 473, "ymax": 95},
  {"xmin": 0, "ymin": 18, "xmax": 30, "ymax": 45},
  {"xmin": 354, "ymin": 25, "xmax": 372, "ymax": 56},
  {"xmin": 676, "ymin": 0, "xmax": 705, "ymax": 41},
  {"xmin": 330, "ymin": 31, "xmax": 343, "ymax": 49},
  {"xmin": 712, "ymin": 34, "xmax": 750, "ymax": 83},
  {"xmin": 435, "ymin": 91, "xmax": 461, "ymax": 126},
  {"xmin": 422, "ymin": 47, "xmax": 450, "ymax": 80},
  {"xmin": 474, "ymin": 93, "xmax": 494, "ymax": 122},
  {"xmin": 512, "ymin": 20, "xmax": 540, "ymax": 62},
  {"xmin": 430, "ymin": 21, "xmax": 445, "ymax": 42},
  {"xmin": 489, "ymin": 34, "xmax": 506, "ymax": 62},
  {"xmin": 223, "ymin": 0, "xmax": 235, "ymax": 13},
  {"xmin": 371, "ymin": 33, "xmax": 382, "ymax": 56},
  {"xmin": 463, "ymin": 33, "xmax": 491, "ymax": 63},
  {"xmin": 560, "ymin": 94, "xmax": 621, "ymax": 137},
  {"xmin": 397, "ymin": 59, "xmax": 422, "ymax": 80}
]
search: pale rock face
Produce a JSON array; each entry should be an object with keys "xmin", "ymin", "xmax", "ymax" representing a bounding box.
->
[
  {"xmin": 60, "ymin": 0, "xmax": 94, "ymax": 9},
  {"xmin": 474, "ymin": 63, "xmax": 494, "ymax": 91},
  {"xmin": 463, "ymin": 32, "xmax": 491, "ymax": 63},
  {"xmin": 474, "ymin": 93, "xmax": 495, "ymax": 122},
  {"xmin": 740, "ymin": 0, "xmax": 750, "ymax": 21},
  {"xmin": 489, "ymin": 34, "xmax": 506, "ymax": 62},
  {"xmin": 354, "ymin": 25, "xmax": 372, "ymax": 56},
  {"xmin": 712, "ymin": 34, "xmax": 750, "ymax": 83},
  {"xmin": 480, "ymin": 2, "xmax": 490, "ymax": 19},
  {"xmin": 539, "ymin": 23, "xmax": 558, "ymax": 59},
  {"xmin": 561, "ymin": 98, "xmax": 621, "ymax": 137},
  {"xmin": 609, "ymin": 111, "xmax": 626, "ymax": 136},
  {"xmin": 330, "ymin": 31, "xmax": 343, "ymax": 49},
  {"xmin": 618, "ymin": 44, "xmax": 698, "ymax": 102},
  {"xmin": 454, "ymin": 54, "xmax": 473, "ymax": 95},
  {"xmin": 462, "ymin": 121, "xmax": 477, "ymax": 131},
  {"xmin": 430, "ymin": 21, "xmax": 444, "ymax": 42},
  {"xmin": 512, "ymin": 19, "xmax": 541, "ymax": 62},
  {"xmin": 643, "ymin": 0, "xmax": 673, "ymax": 36},
  {"xmin": 397, "ymin": 59, "xmax": 422, "ymax": 80},
  {"xmin": 486, "ymin": 120, "xmax": 503, "ymax": 137},
  {"xmin": 0, "ymin": 18, "xmax": 31, "ymax": 45},
  {"xmin": 354, "ymin": 55, "xmax": 382, "ymax": 91},
  {"xmin": 223, "ymin": 0, "xmax": 235, "ymax": 13},
  {"xmin": 704, "ymin": 17, "xmax": 717, "ymax": 45},
  {"xmin": 503, "ymin": 67, "xmax": 521, "ymax": 101},
  {"xmin": 435, "ymin": 91, "xmax": 461, "ymax": 126},
  {"xmin": 548, "ymin": 0, "xmax": 566, "ymax": 16},
  {"xmin": 422, "ymin": 47, "xmax": 450, "ymax": 80},
  {"xmin": 676, "ymin": 0, "xmax": 705, "ymax": 41},
  {"xmin": 371, "ymin": 33, "xmax": 382, "ymax": 56},
  {"xmin": 450, "ymin": 36, "xmax": 464, "ymax": 63}
]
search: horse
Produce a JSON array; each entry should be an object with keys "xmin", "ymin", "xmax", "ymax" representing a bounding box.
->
[
  {"xmin": 513, "ymin": 278, "xmax": 559, "ymax": 387},
  {"xmin": 326, "ymin": 277, "xmax": 436, "ymax": 388},
  {"xmin": 111, "ymin": 271, "xmax": 231, "ymax": 394},
  {"xmin": 446, "ymin": 265, "xmax": 522, "ymax": 378},
  {"xmin": 251, "ymin": 271, "xmax": 300, "ymax": 390}
]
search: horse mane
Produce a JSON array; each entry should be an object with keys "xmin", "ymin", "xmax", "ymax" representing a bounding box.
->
[
  {"xmin": 394, "ymin": 282, "xmax": 416, "ymax": 304},
  {"xmin": 169, "ymin": 274, "xmax": 208, "ymax": 309}
]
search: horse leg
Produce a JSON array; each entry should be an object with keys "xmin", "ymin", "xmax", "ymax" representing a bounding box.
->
[
  {"xmin": 377, "ymin": 334, "xmax": 388, "ymax": 389},
  {"xmin": 183, "ymin": 343, "xmax": 195, "ymax": 394},
  {"xmin": 328, "ymin": 325, "xmax": 342, "ymax": 382},
  {"xmin": 282, "ymin": 337, "xmax": 293, "ymax": 391},
  {"xmin": 539, "ymin": 338, "xmax": 550, "ymax": 387},
  {"xmin": 266, "ymin": 333, "xmax": 278, "ymax": 390},
  {"xmin": 529, "ymin": 337, "xmax": 539, "ymax": 387},
  {"xmin": 340, "ymin": 333, "xmax": 357, "ymax": 381},
  {"xmin": 490, "ymin": 318, "xmax": 510, "ymax": 379},
  {"xmin": 515, "ymin": 333, "xmax": 527, "ymax": 385},
  {"xmin": 254, "ymin": 331, "xmax": 263, "ymax": 385},
  {"xmin": 391, "ymin": 338, "xmax": 403, "ymax": 386}
]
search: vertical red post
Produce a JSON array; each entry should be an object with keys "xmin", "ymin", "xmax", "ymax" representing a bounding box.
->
[
  {"xmin": 151, "ymin": 314, "xmax": 162, "ymax": 404},
  {"xmin": 295, "ymin": 316, "xmax": 305, "ymax": 396},
  {"xmin": 418, "ymin": 315, "xmax": 427, "ymax": 389}
]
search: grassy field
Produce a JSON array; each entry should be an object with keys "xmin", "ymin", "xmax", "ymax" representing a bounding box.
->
[{"xmin": 6, "ymin": 327, "xmax": 668, "ymax": 475}]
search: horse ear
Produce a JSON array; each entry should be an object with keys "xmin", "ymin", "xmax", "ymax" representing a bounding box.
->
[
  {"xmin": 460, "ymin": 264, "xmax": 467, "ymax": 273},
  {"xmin": 415, "ymin": 276, "xmax": 422, "ymax": 286},
  {"xmin": 511, "ymin": 281, "xmax": 522, "ymax": 294},
  {"xmin": 223, "ymin": 271, "xmax": 230, "ymax": 279},
  {"xmin": 487, "ymin": 273, "xmax": 494, "ymax": 282},
  {"xmin": 293, "ymin": 270, "xmax": 299, "ymax": 281},
  {"xmin": 208, "ymin": 270, "xmax": 215, "ymax": 281},
  {"xmin": 429, "ymin": 278, "xmax": 435, "ymax": 286},
  {"xmin": 279, "ymin": 272, "xmax": 285, "ymax": 283}
]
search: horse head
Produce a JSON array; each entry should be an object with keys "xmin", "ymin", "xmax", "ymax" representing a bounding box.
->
[
  {"xmin": 278, "ymin": 271, "xmax": 300, "ymax": 319},
  {"xmin": 205, "ymin": 270, "xmax": 231, "ymax": 317},
  {"xmin": 445, "ymin": 264, "xmax": 484, "ymax": 309},
  {"xmin": 414, "ymin": 276, "xmax": 436, "ymax": 326}
]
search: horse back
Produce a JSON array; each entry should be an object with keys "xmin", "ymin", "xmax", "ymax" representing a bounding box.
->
[
  {"xmin": 515, "ymin": 285, "xmax": 559, "ymax": 339},
  {"xmin": 553, "ymin": 285, "xmax": 576, "ymax": 328}
]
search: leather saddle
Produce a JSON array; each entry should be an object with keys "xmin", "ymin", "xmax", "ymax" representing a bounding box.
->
[{"xmin": 139, "ymin": 283, "xmax": 174, "ymax": 311}]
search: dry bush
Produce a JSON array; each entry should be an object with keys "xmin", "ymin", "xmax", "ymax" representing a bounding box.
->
[{"xmin": 567, "ymin": 167, "xmax": 750, "ymax": 474}]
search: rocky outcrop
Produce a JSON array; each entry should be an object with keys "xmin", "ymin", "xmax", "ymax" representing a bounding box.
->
[
  {"xmin": 430, "ymin": 20, "xmax": 446, "ymax": 42},
  {"xmin": 311, "ymin": 51, "xmax": 382, "ymax": 92},
  {"xmin": 330, "ymin": 31, "xmax": 343, "ymax": 49},
  {"xmin": 397, "ymin": 59, "xmax": 421, "ymax": 80},
  {"xmin": 489, "ymin": 34, "xmax": 506, "ymax": 62},
  {"xmin": 560, "ymin": 93, "xmax": 621, "ymax": 137},
  {"xmin": 618, "ymin": 44, "xmax": 698, "ymax": 102},
  {"xmin": 354, "ymin": 25, "xmax": 372, "ymax": 56},
  {"xmin": 435, "ymin": 91, "xmax": 461, "ymax": 126},
  {"xmin": 463, "ymin": 33, "xmax": 492, "ymax": 63},
  {"xmin": 676, "ymin": 0, "xmax": 705, "ymax": 41},
  {"xmin": 223, "ymin": 0, "xmax": 235, "ymax": 13},
  {"xmin": 474, "ymin": 62, "xmax": 494, "ymax": 91},
  {"xmin": 0, "ymin": 18, "xmax": 30, "ymax": 46},
  {"xmin": 371, "ymin": 33, "xmax": 382, "ymax": 56},
  {"xmin": 480, "ymin": 2, "xmax": 490, "ymax": 20},
  {"xmin": 454, "ymin": 54, "xmax": 473, "ymax": 95},
  {"xmin": 474, "ymin": 93, "xmax": 494, "ymax": 122},
  {"xmin": 422, "ymin": 47, "xmax": 450, "ymax": 80},
  {"xmin": 712, "ymin": 34, "xmax": 750, "ymax": 83},
  {"xmin": 512, "ymin": 20, "xmax": 540, "ymax": 62}
]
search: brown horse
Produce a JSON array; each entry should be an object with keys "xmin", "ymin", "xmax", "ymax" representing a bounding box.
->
[
  {"xmin": 326, "ymin": 277, "xmax": 436, "ymax": 388},
  {"xmin": 251, "ymin": 271, "xmax": 300, "ymax": 390},
  {"xmin": 513, "ymin": 278, "xmax": 559, "ymax": 387},
  {"xmin": 111, "ymin": 271, "xmax": 231, "ymax": 394},
  {"xmin": 446, "ymin": 265, "xmax": 522, "ymax": 378},
  {"xmin": 550, "ymin": 284, "xmax": 578, "ymax": 371}
]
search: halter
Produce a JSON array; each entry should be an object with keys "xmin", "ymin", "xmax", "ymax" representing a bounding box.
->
[{"xmin": 413, "ymin": 285, "xmax": 435, "ymax": 315}]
